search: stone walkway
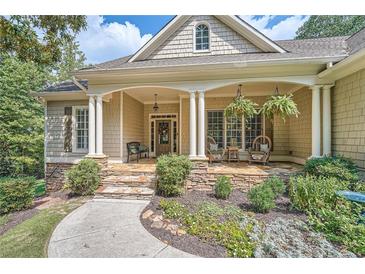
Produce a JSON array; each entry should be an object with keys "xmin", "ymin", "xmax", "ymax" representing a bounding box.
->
[{"xmin": 48, "ymin": 199, "xmax": 196, "ymax": 258}]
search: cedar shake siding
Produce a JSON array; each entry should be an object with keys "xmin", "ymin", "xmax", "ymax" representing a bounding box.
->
[
  {"xmin": 148, "ymin": 15, "xmax": 262, "ymax": 60},
  {"xmin": 332, "ymin": 69, "xmax": 365, "ymax": 169}
]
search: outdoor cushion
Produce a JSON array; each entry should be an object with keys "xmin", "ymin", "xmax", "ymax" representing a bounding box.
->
[
  {"xmin": 210, "ymin": 143, "xmax": 218, "ymax": 151},
  {"xmin": 260, "ymin": 144, "xmax": 269, "ymax": 153}
]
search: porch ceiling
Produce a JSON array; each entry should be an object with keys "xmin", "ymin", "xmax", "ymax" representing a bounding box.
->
[{"xmin": 124, "ymin": 87, "xmax": 185, "ymax": 104}]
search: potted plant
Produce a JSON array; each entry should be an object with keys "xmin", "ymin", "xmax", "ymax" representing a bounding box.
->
[
  {"xmin": 260, "ymin": 86, "xmax": 300, "ymax": 122},
  {"xmin": 224, "ymin": 84, "xmax": 258, "ymax": 119}
]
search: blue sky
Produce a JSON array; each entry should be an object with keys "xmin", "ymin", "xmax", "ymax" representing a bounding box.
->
[{"xmin": 77, "ymin": 15, "xmax": 309, "ymax": 64}]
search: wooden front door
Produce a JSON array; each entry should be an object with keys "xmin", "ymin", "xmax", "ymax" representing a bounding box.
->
[{"xmin": 156, "ymin": 120, "xmax": 171, "ymax": 156}]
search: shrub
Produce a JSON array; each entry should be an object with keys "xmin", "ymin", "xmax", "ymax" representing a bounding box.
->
[
  {"xmin": 214, "ymin": 176, "xmax": 232, "ymax": 199},
  {"xmin": 156, "ymin": 154, "xmax": 192, "ymax": 197},
  {"xmin": 304, "ymin": 156, "xmax": 359, "ymax": 184},
  {"xmin": 159, "ymin": 199, "xmax": 189, "ymax": 220},
  {"xmin": 265, "ymin": 176, "xmax": 286, "ymax": 197},
  {"xmin": 289, "ymin": 174, "xmax": 365, "ymax": 255},
  {"xmin": 289, "ymin": 175, "xmax": 348, "ymax": 213},
  {"xmin": 248, "ymin": 184, "xmax": 275, "ymax": 213},
  {"xmin": 65, "ymin": 159, "xmax": 101, "ymax": 195},
  {"xmin": 0, "ymin": 177, "xmax": 36, "ymax": 214}
]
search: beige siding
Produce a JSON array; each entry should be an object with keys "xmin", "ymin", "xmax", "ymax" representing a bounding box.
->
[
  {"xmin": 180, "ymin": 96, "xmax": 289, "ymax": 155},
  {"xmin": 122, "ymin": 93, "xmax": 144, "ymax": 160},
  {"xmin": 46, "ymin": 100, "xmax": 88, "ymax": 159},
  {"xmin": 332, "ymin": 69, "xmax": 365, "ymax": 169},
  {"xmin": 288, "ymin": 87, "xmax": 312, "ymax": 159},
  {"xmin": 143, "ymin": 104, "xmax": 180, "ymax": 150},
  {"xmin": 103, "ymin": 92, "xmax": 121, "ymax": 158},
  {"xmin": 148, "ymin": 15, "xmax": 261, "ymax": 60}
]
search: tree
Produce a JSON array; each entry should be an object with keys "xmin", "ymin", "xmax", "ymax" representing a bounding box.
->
[
  {"xmin": 50, "ymin": 38, "xmax": 87, "ymax": 83},
  {"xmin": 0, "ymin": 55, "xmax": 47, "ymax": 177},
  {"xmin": 296, "ymin": 16, "xmax": 365, "ymax": 39},
  {"xmin": 0, "ymin": 15, "xmax": 87, "ymax": 66}
]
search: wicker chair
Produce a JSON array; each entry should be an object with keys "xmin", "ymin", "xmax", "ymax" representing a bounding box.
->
[
  {"xmin": 248, "ymin": 135, "xmax": 272, "ymax": 165},
  {"xmin": 206, "ymin": 136, "xmax": 226, "ymax": 164}
]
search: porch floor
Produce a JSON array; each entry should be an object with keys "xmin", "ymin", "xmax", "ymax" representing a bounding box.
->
[{"xmin": 108, "ymin": 159, "xmax": 302, "ymax": 176}]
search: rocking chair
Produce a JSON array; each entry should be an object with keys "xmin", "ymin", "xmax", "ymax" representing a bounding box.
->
[
  {"xmin": 248, "ymin": 135, "xmax": 272, "ymax": 165},
  {"xmin": 206, "ymin": 136, "xmax": 226, "ymax": 164}
]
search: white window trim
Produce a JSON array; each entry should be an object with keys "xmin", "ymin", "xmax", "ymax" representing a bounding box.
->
[
  {"xmin": 72, "ymin": 105, "xmax": 89, "ymax": 154},
  {"xmin": 149, "ymin": 113, "xmax": 178, "ymax": 157},
  {"xmin": 205, "ymin": 109, "xmax": 266, "ymax": 152},
  {"xmin": 193, "ymin": 21, "xmax": 211, "ymax": 53}
]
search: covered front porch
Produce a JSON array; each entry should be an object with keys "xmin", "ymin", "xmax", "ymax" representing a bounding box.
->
[{"xmin": 86, "ymin": 78, "xmax": 333, "ymax": 165}]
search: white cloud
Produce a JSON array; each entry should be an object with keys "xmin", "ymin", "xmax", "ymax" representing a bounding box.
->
[
  {"xmin": 240, "ymin": 15, "xmax": 310, "ymax": 40},
  {"xmin": 77, "ymin": 16, "xmax": 153, "ymax": 64}
]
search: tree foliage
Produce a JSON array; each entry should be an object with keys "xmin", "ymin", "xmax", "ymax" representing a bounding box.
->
[
  {"xmin": 296, "ymin": 16, "xmax": 365, "ymax": 39},
  {"xmin": 0, "ymin": 15, "xmax": 87, "ymax": 66},
  {"xmin": 0, "ymin": 55, "xmax": 47, "ymax": 177}
]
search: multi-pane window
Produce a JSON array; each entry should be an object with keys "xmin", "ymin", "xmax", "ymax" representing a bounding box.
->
[
  {"xmin": 245, "ymin": 113, "xmax": 263, "ymax": 150},
  {"xmin": 195, "ymin": 24, "xmax": 209, "ymax": 51},
  {"xmin": 75, "ymin": 107, "xmax": 88, "ymax": 151},
  {"xmin": 173, "ymin": 121, "xmax": 177, "ymax": 153},
  {"xmin": 226, "ymin": 116, "xmax": 242, "ymax": 148},
  {"xmin": 207, "ymin": 111, "xmax": 224, "ymax": 148}
]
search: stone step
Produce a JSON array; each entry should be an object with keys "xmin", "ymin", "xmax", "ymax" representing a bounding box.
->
[
  {"xmin": 95, "ymin": 185, "xmax": 155, "ymax": 200},
  {"xmin": 102, "ymin": 175, "xmax": 156, "ymax": 187}
]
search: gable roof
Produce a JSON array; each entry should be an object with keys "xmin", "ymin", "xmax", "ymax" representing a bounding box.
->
[
  {"xmin": 128, "ymin": 15, "xmax": 286, "ymax": 62},
  {"xmin": 78, "ymin": 36, "xmax": 348, "ymax": 72}
]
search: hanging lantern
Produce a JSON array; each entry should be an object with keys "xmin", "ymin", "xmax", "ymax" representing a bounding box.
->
[{"xmin": 153, "ymin": 93, "xmax": 159, "ymax": 112}]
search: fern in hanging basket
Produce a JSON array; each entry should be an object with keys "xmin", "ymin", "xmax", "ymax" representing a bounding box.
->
[
  {"xmin": 260, "ymin": 94, "xmax": 299, "ymax": 122},
  {"xmin": 224, "ymin": 96, "xmax": 258, "ymax": 119}
]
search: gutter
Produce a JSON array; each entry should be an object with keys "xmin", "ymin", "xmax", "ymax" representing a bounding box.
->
[
  {"xmin": 74, "ymin": 55, "xmax": 347, "ymax": 77},
  {"xmin": 318, "ymin": 48, "xmax": 365, "ymax": 80}
]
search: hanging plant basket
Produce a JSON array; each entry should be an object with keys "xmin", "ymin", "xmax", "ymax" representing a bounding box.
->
[
  {"xmin": 224, "ymin": 96, "xmax": 258, "ymax": 119},
  {"xmin": 260, "ymin": 93, "xmax": 300, "ymax": 122}
]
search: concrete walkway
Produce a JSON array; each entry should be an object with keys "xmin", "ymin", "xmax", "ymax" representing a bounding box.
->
[{"xmin": 48, "ymin": 199, "xmax": 196, "ymax": 258}]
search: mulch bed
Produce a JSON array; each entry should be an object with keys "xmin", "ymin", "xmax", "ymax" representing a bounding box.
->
[
  {"xmin": 0, "ymin": 190, "xmax": 75, "ymax": 236},
  {"xmin": 140, "ymin": 189, "xmax": 306, "ymax": 258}
]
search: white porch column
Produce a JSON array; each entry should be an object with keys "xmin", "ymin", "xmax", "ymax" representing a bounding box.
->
[
  {"xmin": 322, "ymin": 85, "xmax": 333, "ymax": 156},
  {"xmin": 311, "ymin": 85, "xmax": 321, "ymax": 157},
  {"xmin": 96, "ymin": 95, "xmax": 104, "ymax": 155},
  {"xmin": 189, "ymin": 91, "xmax": 197, "ymax": 158},
  {"xmin": 198, "ymin": 91, "xmax": 205, "ymax": 157},
  {"xmin": 88, "ymin": 96, "xmax": 96, "ymax": 155}
]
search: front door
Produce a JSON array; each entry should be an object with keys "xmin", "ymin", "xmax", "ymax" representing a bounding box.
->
[{"xmin": 156, "ymin": 120, "xmax": 171, "ymax": 156}]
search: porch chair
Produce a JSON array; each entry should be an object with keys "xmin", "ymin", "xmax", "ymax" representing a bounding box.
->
[
  {"xmin": 206, "ymin": 136, "xmax": 226, "ymax": 164},
  {"xmin": 248, "ymin": 135, "xmax": 272, "ymax": 165},
  {"xmin": 126, "ymin": 142, "xmax": 150, "ymax": 163}
]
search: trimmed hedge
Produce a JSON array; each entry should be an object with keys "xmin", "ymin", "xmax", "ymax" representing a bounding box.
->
[
  {"xmin": 156, "ymin": 154, "xmax": 192, "ymax": 197},
  {"xmin": 65, "ymin": 159, "xmax": 101, "ymax": 195},
  {"xmin": 214, "ymin": 176, "xmax": 232, "ymax": 199},
  {"xmin": 0, "ymin": 177, "xmax": 36, "ymax": 214}
]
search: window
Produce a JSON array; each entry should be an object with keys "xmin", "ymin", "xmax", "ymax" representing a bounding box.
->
[
  {"xmin": 195, "ymin": 24, "xmax": 209, "ymax": 51},
  {"xmin": 73, "ymin": 106, "xmax": 88, "ymax": 152},
  {"xmin": 207, "ymin": 111, "xmax": 224, "ymax": 148},
  {"xmin": 226, "ymin": 116, "xmax": 242, "ymax": 148},
  {"xmin": 245, "ymin": 113, "xmax": 263, "ymax": 150}
]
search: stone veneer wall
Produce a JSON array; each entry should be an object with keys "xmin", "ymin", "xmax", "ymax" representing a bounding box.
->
[
  {"xmin": 45, "ymin": 157, "xmax": 108, "ymax": 192},
  {"xmin": 332, "ymin": 69, "xmax": 365, "ymax": 169},
  {"xmin": 185, "ymin": 161, "xmax": 291, "ymax": 192}
]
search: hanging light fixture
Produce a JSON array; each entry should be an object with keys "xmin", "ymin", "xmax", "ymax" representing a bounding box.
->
[
  {"xmin": 236, "ymin": 84, "xmax": 243, "ymax": 98},
  {"xmin": 153, "ymin": 93, "xmax": 159, "ymax": 112}
]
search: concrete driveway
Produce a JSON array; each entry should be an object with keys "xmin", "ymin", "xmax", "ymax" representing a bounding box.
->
[{"xmin": 48, "ymin": 199, "xmax": 196, "ymax": 258}]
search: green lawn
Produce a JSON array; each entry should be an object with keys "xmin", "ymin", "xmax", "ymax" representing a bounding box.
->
[{"xmin": 0, "ymin": 198, "xmax": 87, "ymax": 258}]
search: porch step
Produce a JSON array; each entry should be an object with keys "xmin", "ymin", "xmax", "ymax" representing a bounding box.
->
[
  {"xmin": 95, "ymin": 185, "xmax": 155, "ymax": 200},
  {"xmin": 102, "ymin": 174, "xmax": 156, "ymax": 188}
]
